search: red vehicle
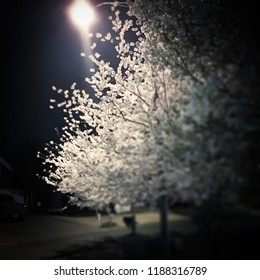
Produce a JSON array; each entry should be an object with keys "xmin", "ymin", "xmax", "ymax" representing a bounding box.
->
[{"xmin": 0, "ymin": 194, "xmax": 26, "ymax": 220}]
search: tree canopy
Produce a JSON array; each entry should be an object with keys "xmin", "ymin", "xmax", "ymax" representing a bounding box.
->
[{"xmin": 39, "ymin": 0, "xmax": 260, "ymax": 211}]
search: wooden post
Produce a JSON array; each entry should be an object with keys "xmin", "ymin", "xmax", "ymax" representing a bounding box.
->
[
  {"xmin": 159, "ymin": 194, "xmax": 171, "ymax": 258},
  {"xmin": 131, "ymin": 211, "xmax": 136, "ymax": 236}
]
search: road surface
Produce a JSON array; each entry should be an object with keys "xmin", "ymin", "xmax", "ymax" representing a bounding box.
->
[{"xmin": 0, "ymin": 210, "xmax": 195, "ymax": 259}]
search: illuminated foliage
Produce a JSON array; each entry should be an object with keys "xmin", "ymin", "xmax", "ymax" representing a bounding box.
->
[{"xmin": 39, "ymin": 1, "xmax": 259, "ymax": 211}]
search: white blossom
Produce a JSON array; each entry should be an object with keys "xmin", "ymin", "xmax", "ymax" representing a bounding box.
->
[{"xmin": 40, "ymin": 1, "xmax": 259, "ymax": 212}]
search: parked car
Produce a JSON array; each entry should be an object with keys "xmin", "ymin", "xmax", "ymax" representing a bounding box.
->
[{"xmin": 0, "ymin": 194, "xmax": 27, "ymax": 220}]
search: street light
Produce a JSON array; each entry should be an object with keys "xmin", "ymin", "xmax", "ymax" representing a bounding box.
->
[
  {"xmin": 68, "ymin": 0, "xmax": 95, "ymax": 31},
  {"xmin": 67, "ymin": 1, "xmax": 128, "ymax": 64},
  {"xmin": 68, "ymin": 1, "xmax": 128, "ymax": 31}
]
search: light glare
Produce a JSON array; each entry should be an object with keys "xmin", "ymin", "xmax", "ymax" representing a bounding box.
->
[{"xmin": 69, "ymin": 0, "xmax": 95, "ymax": 30}]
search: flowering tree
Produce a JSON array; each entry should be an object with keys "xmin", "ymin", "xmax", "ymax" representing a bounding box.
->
[
  {"xmin": 127, "ymin": 0, "xmax": 260, "ymax": 208},
  {"xmin": 39, "ymin": 0, "xmax": 259, "ymax": 221},
  {"xmin": 39, "ymin": 6, "xmax": 174, "ymax": 212}
]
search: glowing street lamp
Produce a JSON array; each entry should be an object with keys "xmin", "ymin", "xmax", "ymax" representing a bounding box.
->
[
  {"xmin": 68, "ymin": 1, "xmax": 128, "ymax": 31},
  {"xmin": 68, "ymin": 0, "xmax": 95, "ymax": 30},
  {"xmin": 67, "ymin": 1, "xmax": 128, "ymax": 59}
]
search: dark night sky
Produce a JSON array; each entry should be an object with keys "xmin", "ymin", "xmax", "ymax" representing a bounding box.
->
[
  {"xmin": 1, "ymin": 0, "xmax": 112, "ymax": 167},
  {"xmin": 2, "ymin": 1, "xmax": 258, "ymax": 184}
]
